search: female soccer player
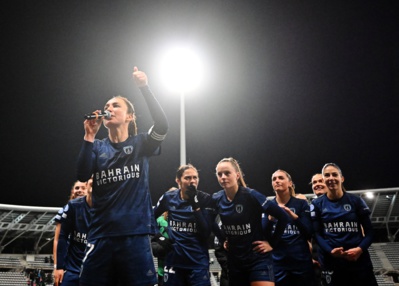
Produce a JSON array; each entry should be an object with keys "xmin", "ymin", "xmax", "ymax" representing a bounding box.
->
[
  {"xmin": 76, "ymin": 66, "xmax": 168, "ymax": 286},
  {"xmin": 53, "ymin": 180, "xmax": 87, "ymax": 286},
  {"xmin": 264, "ymin": 169, "xmax": 314, "ymax": 286},
  {"xmin": 154, "ymin": 164, "xmax": 213, "ymax": 286},
  {"xmin": 212, "ymin": 157, "xmax": 289, "ymax": 286},
  {"xmin": 54, "ymin": 178, "xmax": 93, "ymax": 286},
  {"xmin": 311, "ymin": 163, "xmax": 377, "ymax": 286}
]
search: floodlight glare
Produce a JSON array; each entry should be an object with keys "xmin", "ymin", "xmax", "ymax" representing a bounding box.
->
[
  {"xmin": 365, "ymin": 192, "xmax": 374, "ymax": 199},
  {"xmin": 161, "ymin": 46, "xmax": 204, "ymax": 93}
]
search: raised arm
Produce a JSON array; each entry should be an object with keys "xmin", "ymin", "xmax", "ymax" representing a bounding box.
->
[{"xmin": 133, "ymin": 66, "xmax": 168, "ymax": 139}]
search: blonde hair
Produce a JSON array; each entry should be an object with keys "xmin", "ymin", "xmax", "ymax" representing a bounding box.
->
[
  {"xmin": 272, "ymin": 169, "xmax": 296, "ymax": 197},
  {"xmin": 216, "ymin": 157, "xmax": 247, "ymax": 187}
]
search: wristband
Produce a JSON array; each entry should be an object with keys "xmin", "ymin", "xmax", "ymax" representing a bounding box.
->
[{"xmin": 53, "ymin": 264, "xmax": 57, "ymax": 269}]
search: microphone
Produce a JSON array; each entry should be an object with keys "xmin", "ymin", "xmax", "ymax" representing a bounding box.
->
[{"xmin": 84, "ymin": 110, "xmax": 111, "ymax": 120}]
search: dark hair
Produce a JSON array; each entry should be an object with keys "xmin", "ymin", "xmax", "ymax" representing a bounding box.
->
[
  {"xmin": 272, "ymin": 169, "xmax": 296, "ymax": 196},
  {"xmin": 113, "ymin": 96, "xmax": 137, "ymax": 136},
  {"xmin": 309, "ymin": 173, "xmax": 322, "ymax": 185},
  {"xmin": 216, "ymin": 157, "xmax": 247, "ymax": 187},
  {"xmin": 69, "ymin": 181, "xmax": 86, "ymax": 201},
  {"xmin": 322, "ymin": 163, "xmax": 343, "ymax": 176},
  {"xmin": 176, "ymin": 164, "xmax": 198, "ymax": 181},
  {"xmin": 321, "ymin": 163, "xmax": 346, "ymax": 191}
]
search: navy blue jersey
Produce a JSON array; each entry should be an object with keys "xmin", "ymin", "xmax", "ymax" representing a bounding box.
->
[
  {"xmin": 154, "ymin": 189, "xmax": 213, "ymax": 269},
  {"xmin": 57, "ymin": 196, "xmax": 92, "ymax": 273},
  {"xmin": 54, "ymin": 207, "xmax": 64, "ymax": 224},
  {"xmin": 211, "ymin": 187, "xmax": 289, "ymax": 270},
  {"xmin": 76, "ymin": 86, "xmax": 168, "ymax": 241},
  {"xmin": 264, "ymin": 197, "xmax": 313, "ymax": 275},
  {"xmin": 310, "ymin": 192, "xmax": 374, "ymax": 269},
  {"xmin": 78, "ymin": 133, "xmax": 160, "ymax": 241}
]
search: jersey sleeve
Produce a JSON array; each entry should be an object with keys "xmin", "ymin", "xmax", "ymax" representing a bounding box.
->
[
  {"xmin": 154, "ymin": 193, "xmax": 168, "ymax": 219},
  {"xmin": 310, "ymin": 201, "xmax": 334, "ymax": 253},
  {"xmin": 293, "ymin": 199, "xmax": 313, "ymax": 240},
  {"xmin": 251, "ymin": 190, "xmax": 289, "ymax": 247},
  {"xmin": 192, "ymin": 191, "xmax": 213, "ymax": 240},
  {"xmin": 140, "ymin": 86, "xmax": 168, "ymax": 143},
  {"xmin": 76, "ymin": 140, "xmax": 95, "ymax": 182},
  {"xmin": 56, "ymin": 202, "xmax": 75, "ymax": 269},
  {"xmin": 54, "ymin": 207, "xmax": 64, "ymax": 224},
  {"xmin": 355, "ymin": 196, "xmax": 374, "ymax": 251}
]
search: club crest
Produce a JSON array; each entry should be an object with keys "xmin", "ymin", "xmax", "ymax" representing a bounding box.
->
[
  {"xmin": 343, "ymin": 204, "xmax": 352, "ymax": 211},
  {"xmin": 123, "ymin": 145, "xmax": 134, "ymax": 154},
  {"xmin": 235, "ymin": 204, "xmax": 244, "ymax": 213}
]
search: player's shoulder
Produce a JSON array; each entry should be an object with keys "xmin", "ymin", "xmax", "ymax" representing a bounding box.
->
[
  {"xmin": 212, "ymin": 189, "xmax": 225, "ymax": 200},
  {"xmin": 292, "ymin": 195, "xmax": 309, "ymax": 204},
  {"xmin": 343, "ymin": 192, "xmax": 367, "ymax": 206},
  {"xmin": 242, "ymin": 187, "xmax": 265, "ymax": 199},
  {"xmin": 198, "ymin": 190, "xmax": 211, "ymax": 199},
  {"xmin": 311, "ymin": 194, "xmax": 326, "ymax": 207},
  {"xmin": 161, "ymin": 188, "xmax": 180, "ymax": 201},
  {"xmin": 69, "ymin": 196, "xmax": 86, "ymax": 205},
  {"xmin": 165, "ymin": 188, "xmax": 180, "ymax": 197},
  {"xmin": 343, "ymin": 191, "xmax": 360, "ymax": 200}
]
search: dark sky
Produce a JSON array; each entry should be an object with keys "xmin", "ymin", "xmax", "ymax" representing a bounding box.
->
[{"xmin": 2, "ymin": 1, "xmax": 398, "ymax": 207}]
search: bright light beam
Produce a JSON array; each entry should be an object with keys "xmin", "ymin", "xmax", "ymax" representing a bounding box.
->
[
  {"xmin": 160, "ymin": 46, "xmax": 204, "ymax": 93},
  {"xmin": 160, "ymin": 45, "xmax": 204, "ymax": 166},
  {"xmin": 366, "ymin": 192, "xmax": 374, "ymax": 199}
]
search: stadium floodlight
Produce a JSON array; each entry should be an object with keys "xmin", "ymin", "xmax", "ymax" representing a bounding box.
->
[
  {"xmin": 365, "ymin": 192, "xmax": 374, "ymax": 199},
  {"xmin": 160, "ymin": 45, "xmax": 204, "ymax": 165}
]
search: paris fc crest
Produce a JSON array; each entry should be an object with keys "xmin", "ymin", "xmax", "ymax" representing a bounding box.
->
[
  {"xmin": 235, "ymin": 204, "xmax": 243, "ymax": 213},
  {"xmin": 123, "ymin": 145, "xmax": 134, "ymax": 154}
]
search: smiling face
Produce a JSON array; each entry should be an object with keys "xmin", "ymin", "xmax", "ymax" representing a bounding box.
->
[
  {"xmin": 311, "ymin": 174, "xmax": 327, "ymax": 197},
  {"xmin": 271, "ymin": 170, "xmax": 293, "ymax": 195},
  {"xmin": 216, "ymin": 161, "xmax": 240, "ymax": 191},
  {"xmin": 71, "ymin": 181, "xmax": 87, "ymax": 199},
  {"xmin": 322, "ymin": 165, "xmax": 344, "ymax": 192}
]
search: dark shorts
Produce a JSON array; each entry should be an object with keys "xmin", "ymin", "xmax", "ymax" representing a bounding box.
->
[
  {"xmin": 321, "ymin": 267, "xmax": 377, "ymax": 286},
  {"xmin": 79, "ymin": 235, "xmax": 157, "ymax": 286},
  {"xmin": 228, "ymin": 262, "xmax": 274, "ymax": 286},
  {"xmin": 60, "ymin": 270, "xmax": 79, "ymax": 286},
  {"xmin": 274, "ymin": 260, "xmax": 315, "ymax": 286},
  {"xmin": 163, "ymin": 266, "xmax": 210, "ymax": 286}
]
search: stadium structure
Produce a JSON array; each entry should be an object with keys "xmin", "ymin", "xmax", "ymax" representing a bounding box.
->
[{"xmin": 0, "ymin": 187, "xmax": 398, "ymax": 285}]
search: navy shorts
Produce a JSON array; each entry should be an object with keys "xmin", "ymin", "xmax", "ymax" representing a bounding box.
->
[
  {"xmin": 60, "ymin": 270, "xmax": 79, "ymax": 286},
  {"xmin": 228, "ymin": 262, "xmax": 274, "ymax": 286},
  {"xmin": 163, "ymin": 266, "xmax": 210, "ymax": 286},
  {"xmin": 79, "ymin": 235, "xmax": 157, "ymax": 286},
  {"xmin": 321, "ymin": 268, "xmax": 378, "ymax": 286}
]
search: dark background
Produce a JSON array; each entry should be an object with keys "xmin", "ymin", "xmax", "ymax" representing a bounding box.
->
[{"xmin": 2, "ymin": 1, "xmax": 398, "ymax": 207}]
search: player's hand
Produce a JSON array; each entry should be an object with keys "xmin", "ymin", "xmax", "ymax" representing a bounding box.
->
[
  {"xmin": 252, "ymin": 240, "xmax": 273, "ymax": 254},
  {"xmin": 312, "ymin": 259, "xmax": 321, "ymax": 267},
  {"xmin": 344, "ymin": 247, "xmax": 363, "ymax": 261},
  {"xmin": 223, "ymin": 240, "xmax": 229, "ymax": 251},
  {"xmin": 281, "ymin": 206, "xmax": 298, "ymax": 220},
  {"xmin": 53, "ymin": 269, "xmax": 64, "ymax": 286},
  {"xmin": 330, "ymin": 247, "xmax": 345, "ymax": 258},
  {"xmin": 83, "ymin": 109, "xmax": 103, "ymax": 142},
  {"xmin": 132, "ymin": 66, "xmax": 148, "ymax": 87},
  {"xmin": 185, "ymin": 185, "xmax": 200, "ymax": 210}
]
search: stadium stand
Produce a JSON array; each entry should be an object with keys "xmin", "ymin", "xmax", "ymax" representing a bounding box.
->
[
  {"xmin": 0, "ymin": 187, "xmax": 398, "ymax": 285},
  {"xmin": 0, "ymin": 271, "xmax": 28, "ymax": 286}
]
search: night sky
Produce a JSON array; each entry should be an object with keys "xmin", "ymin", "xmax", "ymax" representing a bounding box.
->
[{"xmin": 2, "ymin": 1, "xmax": 398, "ymax": 207}]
